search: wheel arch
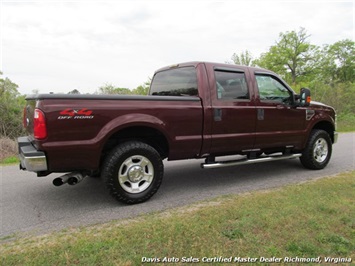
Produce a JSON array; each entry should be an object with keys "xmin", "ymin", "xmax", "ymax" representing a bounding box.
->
[
  {"xmin": 101, "ymin": 125, "xmax": 170, "ymax": 163},
  {"xmin": 312, "ymin": 120, "xmax": 336, "ymax": 143}
]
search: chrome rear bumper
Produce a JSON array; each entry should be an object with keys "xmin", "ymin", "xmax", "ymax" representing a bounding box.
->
[{"xmin": 18, "ymin": 137, "xmax": 47, "ymax": 172}]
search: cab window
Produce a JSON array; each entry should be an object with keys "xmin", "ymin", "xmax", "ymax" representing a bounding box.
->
[
  {"xmin": 255, "ymin": 74, "xmax": 292, "ymax": 104},
  {"xmin": 215, "ymin": 70, "xmax": 249, "ymax": 100}
]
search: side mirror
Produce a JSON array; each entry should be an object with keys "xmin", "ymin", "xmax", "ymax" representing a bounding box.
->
[{"xmin": 300, "ymin": 88, "xmax": 311, "ymax": 107}]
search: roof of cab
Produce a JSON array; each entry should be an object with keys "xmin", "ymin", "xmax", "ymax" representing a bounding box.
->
[{"xmin": 154, "ymin": 61, "xmax": 271, "ymax": 74}]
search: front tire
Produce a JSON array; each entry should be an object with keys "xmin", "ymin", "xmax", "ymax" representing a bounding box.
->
[
  {"xmin": 300, "ymin": 129, "xmax": 332, "ymax": 170},
  {"xmin": 102, "ymin": 141, "xmax": 164, "ymax": 204}
]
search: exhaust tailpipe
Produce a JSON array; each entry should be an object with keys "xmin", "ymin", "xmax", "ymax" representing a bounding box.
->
[
  {"xmin": 53, "ymin": 174, "xmax": 70, "ymax": 186},
  {"xmin": 67, "ymin": 172, "xmax": 85, "ymax": 185},
  {"xmin": 53, "ymin": 172, "xmax": 86, "ymax": 186}
]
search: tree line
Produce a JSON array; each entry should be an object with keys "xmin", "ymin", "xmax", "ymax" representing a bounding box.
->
[
  {"xmin": 1, "ymin": 27, "xmax": 354, "ymax": 139},
  {"xmin": 96, "ymin": 79, "xmax": 150, "ymax": 95},
  {"xmin": 0, "ymin": 75, "xmax": 151, "ymax": 139}
]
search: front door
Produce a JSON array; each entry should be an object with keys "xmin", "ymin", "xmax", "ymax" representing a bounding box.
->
[{"xmin": 253, "ymin": 73, "xmax": 305, "ymax": 150}]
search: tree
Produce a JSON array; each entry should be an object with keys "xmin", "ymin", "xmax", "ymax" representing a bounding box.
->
[
  {"xmin": 321, "ymin": 39, "xmax": 355, "ymax": 84},
  {"xmin": 132, "ymin": 78, "xmax": 151, "ymax": 95},
  {"xmin": 98, "ymin": 78, "xmax": 152, "ymax": 96},
  {"xmin": 254, "ymin": 28, "xmax": 319, "ymax": 85},
  {"xmin": 133, "ymin": 85, "xmax": 149, "ymax": 95},
  {"xmin": 68, "ymin": 89, "xmax": 81, "ymax": 94},
  {"xmin": 231, "ymin": 50, "xmax": 255, "ymax": 66},
  {"xmin": 311, "ymin": 39, "xmax": 355, "ymax": 114},
  {"xmin": 98, "ymin": 83, "xmax": 132, "ymax": 95},
  {"xmin": 0, "ymin": 72, "xmax": 26, "ymax": 138}
]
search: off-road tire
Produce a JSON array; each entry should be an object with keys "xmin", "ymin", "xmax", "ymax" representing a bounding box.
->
[
  {"xmin": 102, "ymin": 141, "xmax": 164, "ymax": 204},
  {"xmin": 300, "ymin": 129, "xmax": 332, "ymax": 170}
]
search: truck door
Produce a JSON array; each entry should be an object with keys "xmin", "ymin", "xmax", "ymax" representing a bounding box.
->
[
  {"xmin": 209, "ymin": 68, "xmax": 256, "ymax": 155},
  {"xmin": 253, "ymin": 73, "xmax": 305, "ymax": 150}
]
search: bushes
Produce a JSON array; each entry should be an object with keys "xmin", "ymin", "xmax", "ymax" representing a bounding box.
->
[
  {"xmin": 0, "ymin": 73, "xmax": 25, "ymax": 161},
  {"xmin": 0, "ymin": 137, "xmax": 17, "ymax": 161},
  {"xmin": 337, "ymin": 113, "xmax": 355, "ymax": 132},
  {"xmin": 0, "ymin": 72, "xmax": 26, "ymax": 139},
  {"xmin": 310, "ymin": 81, "xmax": 355, "ymax": 115}
]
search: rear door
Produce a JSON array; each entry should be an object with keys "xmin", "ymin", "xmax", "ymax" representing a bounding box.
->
[{"xmin": 209, "ymin": 67, "xmax": 256, "ymax": 155}]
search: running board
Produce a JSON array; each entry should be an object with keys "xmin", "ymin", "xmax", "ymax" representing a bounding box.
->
[{"xmin": 201, "ymin": 153, "xmax": 302, "ymax": 169}]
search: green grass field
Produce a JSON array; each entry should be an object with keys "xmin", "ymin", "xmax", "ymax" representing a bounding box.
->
[{"xmin": 1, "ymin": 171, "xmax": 354, "ymax": 265}]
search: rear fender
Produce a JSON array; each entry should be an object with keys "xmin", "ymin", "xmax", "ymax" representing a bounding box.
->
[{"xmin": 97, "ymin": 113, "xmax": 172, "ymax": 150}]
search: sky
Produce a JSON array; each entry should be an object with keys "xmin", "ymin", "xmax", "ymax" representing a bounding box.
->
[{"xmin": 0, "ymin": 0, "xmax": 354, "ymax": 95}]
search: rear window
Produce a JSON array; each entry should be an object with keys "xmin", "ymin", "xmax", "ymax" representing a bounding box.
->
[{"xmin": 150, "ymin": 67, "xmax": 198, "ymax": 96}]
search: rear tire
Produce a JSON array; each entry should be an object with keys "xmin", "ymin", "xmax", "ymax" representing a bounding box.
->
[
  {"xmin": 102, "ymin": 141, "xmax": 164, "ymax": 204},
  {"xmin": 300, "ymin": 129, "xmax": 332, "ymax": 170}
]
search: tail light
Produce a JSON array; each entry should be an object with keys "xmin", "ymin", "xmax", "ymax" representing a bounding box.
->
[{"xmin": 34, "ymin": 108, "xmax": 47, "ymax": 139}]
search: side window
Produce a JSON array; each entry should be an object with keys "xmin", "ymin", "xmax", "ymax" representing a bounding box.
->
[
  {"xmin": 215, "ymin": 71, "xmax": 249, "ymax": 100},
  {"xmin": 255, "ymin": 75, "xmax": 292, "ymax": 104},
  {"xmin": 150, "ymin": 67, "xmax": 198, "ymax": 96}
]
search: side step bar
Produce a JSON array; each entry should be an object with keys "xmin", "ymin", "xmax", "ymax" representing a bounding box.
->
[{"xmin": 201, "ymin": 153, "xmax": 302, "ymax": 169}]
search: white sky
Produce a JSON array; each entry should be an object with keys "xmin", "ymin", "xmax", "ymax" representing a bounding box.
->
[{"xmin": 1, "ymin": 0, "xmax": 354, "ymax": 95}]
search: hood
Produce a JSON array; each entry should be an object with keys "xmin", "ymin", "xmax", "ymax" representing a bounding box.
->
[
  {"xmin": 310, "ymin": 100, "xmax": 331, "ymax": 108},
  {"xmin": 310, "ymin": 101, "xmax": 336, "ymax": 113}
]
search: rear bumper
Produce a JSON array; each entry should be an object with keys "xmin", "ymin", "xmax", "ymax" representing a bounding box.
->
[{"xmin": 18, "ymin": 136, "xmax": 48, "ymax": 172}]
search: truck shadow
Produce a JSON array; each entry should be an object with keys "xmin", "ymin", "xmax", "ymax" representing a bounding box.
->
[
  {"xmin": 38, "ymin": 158, "xmax": 306, "ymax": 209},
  {"xmin": 159, "ymin": 158, "xmax": 306, "ymax": 202}
]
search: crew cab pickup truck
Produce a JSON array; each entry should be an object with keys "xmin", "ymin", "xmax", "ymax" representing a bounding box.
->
[{"xmin": 18, "ymin": 61, "xmax": 338, "ymax": 204}]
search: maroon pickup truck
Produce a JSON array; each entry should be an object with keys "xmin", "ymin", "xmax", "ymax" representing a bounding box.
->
[{"xmin": 18, "ymin": 61, "xmax": 338, "ymax": 204}]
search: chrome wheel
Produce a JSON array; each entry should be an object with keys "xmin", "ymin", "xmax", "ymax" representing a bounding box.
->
[
  {"xmin": 118, "ymin": 155, "xmax": 154, "ymax": 194},
  {"xmin": 103, "ymin": 141, "xmax": 164, "ymax": 204},
  {"xmin": 313, "ymin": 137, "xmax": 328, "ymax": 163},
  {"xmin": 300, "ymin": 129, "xmax": 332, "ymax": 170}
]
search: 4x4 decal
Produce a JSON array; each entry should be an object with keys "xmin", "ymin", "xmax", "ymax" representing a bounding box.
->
[{"xmin": 58, "ymin": 108, "xmax": 94, "ymax": 120}]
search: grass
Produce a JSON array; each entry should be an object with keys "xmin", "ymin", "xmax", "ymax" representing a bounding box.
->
[
  {"xmin": 1, "ymin": 171, "xmax": 354, "ymax": 265},
  {"xmin": 0, "ymin": 156, "xmax": 19, "ymax": 165}
]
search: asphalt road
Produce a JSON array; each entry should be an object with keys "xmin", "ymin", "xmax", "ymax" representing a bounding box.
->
[{"xmin": 1, "ymin": 133, "xmax": 354, "ymax": 239}]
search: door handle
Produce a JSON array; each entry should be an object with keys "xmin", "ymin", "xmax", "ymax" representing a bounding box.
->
[
  {"xmin": 214, "ymin": 108, "xmax": 222, "ymax": 121},
  {"xmin": 257, "ymin": 108, "xmax": 264, "ymax": 120}
]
